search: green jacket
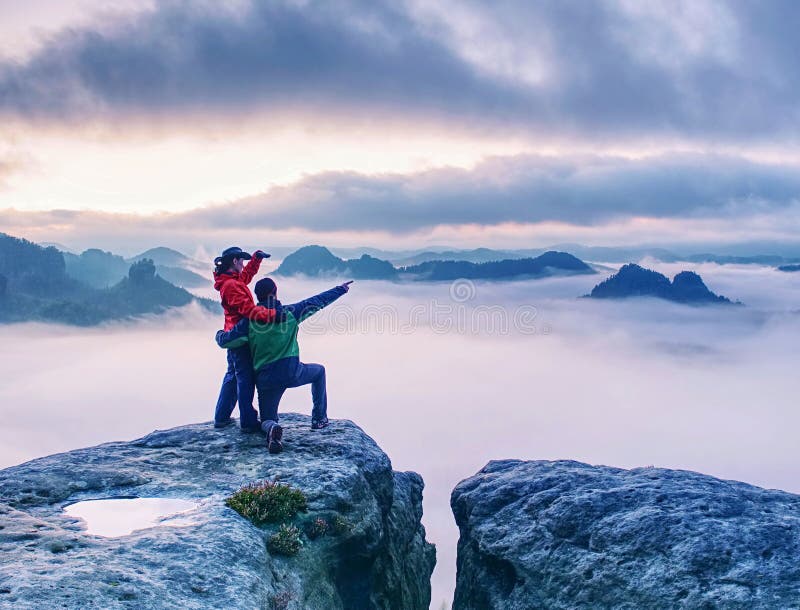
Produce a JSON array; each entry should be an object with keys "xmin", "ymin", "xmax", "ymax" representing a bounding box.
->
[{"xmin": 216, "ymin": 285, "xmax": 347, "ymax": 371}]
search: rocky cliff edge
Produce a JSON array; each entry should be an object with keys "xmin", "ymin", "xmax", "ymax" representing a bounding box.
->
[
  {"xmin": 0, "ymin": 414, "xmax": 435, "ymax": 609},
  {"xmin": 451, "ymin": 459, "xmax": 800, "ymax": 609}
]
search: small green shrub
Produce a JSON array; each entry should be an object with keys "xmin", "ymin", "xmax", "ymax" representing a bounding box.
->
[
  {"xmin": 304, "ymin": 517, "xmax": 329, "ymax": 540},
  {"xmin": 331, "ymin": 514, "xmax": 353, "ymax": 535},
  {"xmin": 225, "ymin": 480, "xmax": 307, "ymax": 526},
  {"xmin": 268, "ymin": 524, "xmax": 302, "ymax": 556}
]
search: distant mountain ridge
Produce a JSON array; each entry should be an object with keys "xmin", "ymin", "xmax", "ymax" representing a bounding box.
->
[
  {"xmin": 587, "ymin": 264, "xmax": 736, "ymax": 305},
  {"xmin": 275, "ymin": 245, "xmax": 399, "ymax": 279},
  {"xmin": 402, "ymin": 251, "xmax": 593, "ymax": 280},
  {"xmin": 686, "ymin": 254, "xmax": 792, "ymax": 266},
  {"xmin": 329, "ymin": 243, "xmax": 800, "ymax": 266},
  {"xmin": 62, "ymin": 247, "xmax": 207, "ymax": 288},
  {"xmin": 275, "ymin": 246, "xmax": 595, "ymax": 281},
  {"xmin": 40, "ymin": 241, "xmax": 800, "ymax": 268},
  {"xmin": 392, "ymin": 248, "xmax": 533, "ymax": 266},
  {"xmin": 127, "ymin": 247, "xmax": 194, "ymax": 268},
  {"xmin": 0, "ymin": 233, "xmax": 216, "ymax": 325}
]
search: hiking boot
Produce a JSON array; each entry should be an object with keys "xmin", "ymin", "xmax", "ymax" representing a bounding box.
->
[
  {"xmin": 267, "ymin": 425, "xmax": 283, "ymax": 454},
  {"xmin": 311, "ymin": 418, "xmax": 330, "ymax": 430},
  {"xmin": 214, "ymin": 418, "xmax": 234, "ymax": 429}
]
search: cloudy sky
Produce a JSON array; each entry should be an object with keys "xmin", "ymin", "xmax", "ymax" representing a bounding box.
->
[{"xmin": 1, "ymin": 0, "xmax": 800, "ymax": 253}]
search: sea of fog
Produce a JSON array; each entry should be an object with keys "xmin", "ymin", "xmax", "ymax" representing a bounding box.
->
[{"xmin": 1, "ymin": 262, "xmax": 799, "ymax": 608}]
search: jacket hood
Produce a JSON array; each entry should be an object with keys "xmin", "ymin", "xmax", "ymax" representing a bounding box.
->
[{"xmin": 213, "ymin": 270, "xmax": 239, "ymax": 292}]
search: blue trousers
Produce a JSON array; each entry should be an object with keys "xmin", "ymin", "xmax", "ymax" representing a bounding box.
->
[
  {"xmin": 214, "ymin": 345, "xmax": 259, "ymax": 428},
  {"xmin": 256, "ymin": 358, "xmax": 327, "ymax": 435}
]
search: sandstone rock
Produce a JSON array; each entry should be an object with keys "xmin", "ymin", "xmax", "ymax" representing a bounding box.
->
[
  {"xmin": 0, "ymin": 414, "xmax": 435, "ymax": 609},
  {"xmin": 451, "ymin": 460, "xmax": 800, "ymax": 609}
]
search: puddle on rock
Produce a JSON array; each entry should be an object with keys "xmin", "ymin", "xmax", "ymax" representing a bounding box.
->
[{"xmin": 64, "ymin": 497, "xmax": 199, "ymax": 537}]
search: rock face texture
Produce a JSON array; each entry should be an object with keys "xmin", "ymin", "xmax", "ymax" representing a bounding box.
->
[
  {"xmin": 0, "ymin": 414, "xmax": 435, "ymax": 609},
  {"xmin": 451, "ymin": 460, "xmax": 800, "ymax": 609}
]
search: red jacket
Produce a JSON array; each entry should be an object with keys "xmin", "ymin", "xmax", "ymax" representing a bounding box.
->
[{"xmin": 213, "ymin": 256, "xmax": 277, "ymax": 331}]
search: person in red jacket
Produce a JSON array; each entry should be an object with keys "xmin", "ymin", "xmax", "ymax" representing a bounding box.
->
[{"xmin": 212, "ymin": 246, "xmax": 277, "ymax": 431}]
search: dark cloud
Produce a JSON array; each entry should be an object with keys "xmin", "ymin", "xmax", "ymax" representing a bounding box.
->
[
  {"xmin": 0, "ymin": 0, "xmax": 525, "ymax": 122},
  {"xmin": 180, "ymin": 153, "xmax": 800, "ymax": 232},
  {"xmin": 1, "ymin": 0, "xmax": 800, "ymax": 140},
  {"xmin": 3, "ymin": 153, "xmax": 799, "ymax": 239},
  {"xmin": 4, "ymin": 153, "xmax": 800, "ymax": 237}
]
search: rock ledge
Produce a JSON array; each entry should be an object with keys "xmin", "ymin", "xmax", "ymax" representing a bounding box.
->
[
  {"xmin": 0, "ymin": 414, "xmax": 435, "ymax": 609},
  {"xmin": 451, "ymin": 459, "xmax": 800, "ymax": 609}
]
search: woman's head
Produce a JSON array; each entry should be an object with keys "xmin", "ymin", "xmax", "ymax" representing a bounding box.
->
[{"xmin": 214, "ymin": 247, "xmax": 252, "ymax": 274}]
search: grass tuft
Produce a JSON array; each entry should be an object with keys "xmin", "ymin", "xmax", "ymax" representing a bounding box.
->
[
  {"xmin": 268, "ymin": 524, "xmax": 302, "ymax": 556},
  {"xmin": 331, "ymin": 514, "xmax": 353, "ymax": 535},
  {"xmin": 225, "ymin": 480, "xmax": 307, "ymax": 526},
  {"xmin": 304, "ymin": 517, "xmax": 329, "ymax": 540}
]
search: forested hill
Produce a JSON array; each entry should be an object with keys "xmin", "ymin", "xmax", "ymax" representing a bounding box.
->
[
  {"xmin": 276, "ymin": 245, "xmax": 595, "ymax": 281},
  {"xmin": 0, "ymin": 233, "xmax": 216, "ymax": 325},
  {"xmin": 62, "ymin": 247, "xmax": 207, "ymax": 288},
  {"xmin": 586, "ymin": 264, "xmax": 736, "ymax": 305}
]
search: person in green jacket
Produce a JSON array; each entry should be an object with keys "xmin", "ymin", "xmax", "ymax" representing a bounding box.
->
[{"xmin": 216, "ymin": 277, "xmax": 352, "ymax": 453}]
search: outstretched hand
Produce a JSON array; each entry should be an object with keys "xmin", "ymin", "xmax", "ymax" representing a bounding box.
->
[
  {"xmin": 254, "ymin": 250, "xmax": 271, "ymax": 259},
  {"xmin": 339, "ymin": 280, "xmax": 354, "ymax": 293}
]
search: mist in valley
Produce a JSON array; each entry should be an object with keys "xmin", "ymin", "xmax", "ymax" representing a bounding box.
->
[{"xmin": 1, "ymin": 264, "xmax": 798, "ymax": 607}]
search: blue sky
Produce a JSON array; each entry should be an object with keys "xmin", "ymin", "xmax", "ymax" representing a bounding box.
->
[{"xmin": 1, "ymin": 0, "xmax": 799, "ymax": 251}]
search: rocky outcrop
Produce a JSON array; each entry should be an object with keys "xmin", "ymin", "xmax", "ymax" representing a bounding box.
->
[
  {"xmin": 451, "ymin": 460, "xmax": 800, "ymax": 609},
  {"xmin": 0, "ymin": 414, "xmax": 435, "ymax": 609},
  {"xmin": 587, "ymin": 263, "xmax": 735, "ymax": 304}
]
